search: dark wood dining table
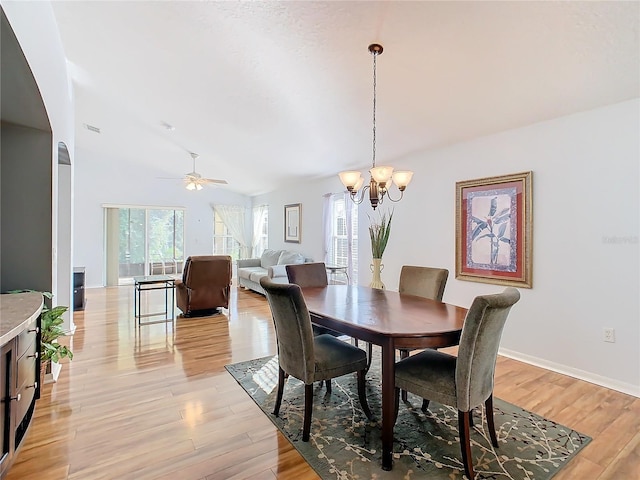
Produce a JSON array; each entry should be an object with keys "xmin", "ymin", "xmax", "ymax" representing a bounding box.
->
[{"xmin": 301, "ymin": 284, "xmax": 468, "ymax": 471}]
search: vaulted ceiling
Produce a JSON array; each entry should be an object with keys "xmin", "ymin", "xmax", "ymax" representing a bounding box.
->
[{"xmin": 51, "ymin": 1, "xmax": 639, "ymax": 196}]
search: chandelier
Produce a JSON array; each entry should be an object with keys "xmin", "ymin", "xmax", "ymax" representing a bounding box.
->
[{"xmin": 339, "ymin": 43, "xmax": 413, "ymax": 210}]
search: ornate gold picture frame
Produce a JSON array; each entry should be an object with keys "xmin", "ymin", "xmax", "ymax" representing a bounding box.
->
[{"xmin": 456, "ymin": 171, "xmax": 532, "ymax": 288}]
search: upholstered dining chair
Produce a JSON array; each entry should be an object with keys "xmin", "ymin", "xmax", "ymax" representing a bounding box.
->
[
  {"xmin": 286, "ymin": 262, "xmax": 341, "ymax": 338},
  {"xmin": 397, "ymin": 266, "xmax": 449, "ymax": 402},
  {"xmin": 285, "ymin": 262, "xmax": 328, "ymax": 288},
  {"xmin": 286, "ymin": 262, "xmax": 372, "ymax": 376},
  {"xmin": 394, "ymin": 287, "xmax": 521, "ymax": 480},
  {"xmin": 398, "ymin": 265, "xmax": 449, "ymax": 300},
  {"xmin": 260, "ymin": 277, "xmax": 373, "ymax": 441}
]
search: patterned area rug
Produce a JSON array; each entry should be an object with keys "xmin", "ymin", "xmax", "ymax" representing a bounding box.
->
[{"xmin": 226, "ymin": 354, "xmax": 590, "ymax": 480}]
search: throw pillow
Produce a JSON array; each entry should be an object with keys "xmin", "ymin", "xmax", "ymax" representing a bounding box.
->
[
  {"xmin": 268, "ymin": 265, "xmax": 287, "ymax": 278},
  {"xmin": 278, "ymin": 251, "xmax": 304, "ymax": 265},
  {"xmin": 260, "ymin": 249, "xmax": 282, "ymax": 268}
]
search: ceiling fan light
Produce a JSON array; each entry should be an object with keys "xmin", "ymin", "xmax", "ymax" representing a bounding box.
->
[
  {"xmin": 186, "ymin": 182, "xmax": 196, "ymax": 191},
  {"xmin": 196, "ymin": 183, "xmax": 203, "ymax": 191}
]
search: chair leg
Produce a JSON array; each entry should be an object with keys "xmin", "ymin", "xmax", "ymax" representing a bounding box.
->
[
  {"xmin": 421, "ymin": 399, "xmax": 430, "ymax": 412},
  {"xmin": 399, "ymin": 349, "xmax": 409, "ymax": 401},
  {"xmin": 302, "ymin": 383, "xmax": 313, "ymax": 441},
  {"xmin": 394, "ymin": 387, "xmax": 401, "ymax": 423},
  {"xmin": 354, "ymin": 340, "xmax": 374, "ymax": 374},
  {"xmin": 356, "ymin": 370, "xmax": 374, "ymax": 420},
  {"xmin": 273, "ymin": 366, "xmax": 286, "ymax": 416},
  {"xmin": 365, "ymin": 342, "xmax": 373, "ymax": 373},
  {"xmin": 458, "ymin": 410, "xmax": 475, "ymax": 480},
  {"xmin": 485, "ymin": 394, "xmax": 499, "ymax": 448},
  {"xmin": 326, "ymin": 378, "xmax": 332, "ymax": 394}
]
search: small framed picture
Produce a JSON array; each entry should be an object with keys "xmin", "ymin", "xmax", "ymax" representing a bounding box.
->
[
  {"xmin": 456, "ymin": 171, "xmax": 533, "ymax": 288},
  {"xmin": 284, "ymin": 203, "xmax": 301, "ymax": 243}
]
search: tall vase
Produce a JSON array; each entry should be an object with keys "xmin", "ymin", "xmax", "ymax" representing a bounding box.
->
[{"xmin": 369, "ymin": 258, "xmax": 385, "ymax": 289}]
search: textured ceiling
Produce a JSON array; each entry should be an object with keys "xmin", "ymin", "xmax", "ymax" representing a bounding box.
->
[{"xmin": 51, "ymin": 1, "xmax": 639, "ymax": 196}]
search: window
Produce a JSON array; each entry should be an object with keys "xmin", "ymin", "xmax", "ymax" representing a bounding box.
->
[
  {"xmin": 213, "ymin": 211, "xmax": 242, "ymax": 260},
  {"xmin": 325, "ymin": 194, "xmax": 358, "ymax": 283}
]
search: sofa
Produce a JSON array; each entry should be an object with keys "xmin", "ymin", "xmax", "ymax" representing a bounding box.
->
[{"xmin": 237, "ymin": 249, "xmax": 312, "ymax": 295}]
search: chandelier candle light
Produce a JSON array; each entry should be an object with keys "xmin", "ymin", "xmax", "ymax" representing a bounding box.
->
[{"xmin": 339, "ymin": 44, "xmax": 414, "ymax": 210}]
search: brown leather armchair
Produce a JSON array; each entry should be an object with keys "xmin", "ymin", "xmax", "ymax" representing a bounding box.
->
[{"xmin": 176, "ymin": 255, "xmax": 232, "ymax": 317}]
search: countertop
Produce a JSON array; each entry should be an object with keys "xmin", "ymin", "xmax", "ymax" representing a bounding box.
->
[{"xmin": 0, "ymin": 292, "xmax": 44, "ymax": 345}]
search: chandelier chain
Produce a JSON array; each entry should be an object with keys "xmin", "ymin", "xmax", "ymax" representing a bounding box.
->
[
  {"xmin": 337, "ymin": 43, "xmax": 413, "ymax": 210},
  {"xmin": 372, "ymin": 51, "xmax": 377, "ymax": 168}
]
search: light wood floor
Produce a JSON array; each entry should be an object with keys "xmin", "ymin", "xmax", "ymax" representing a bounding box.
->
[{"xmin": 6, "ymin": 285, "xmax": 639, "ymax": 479}]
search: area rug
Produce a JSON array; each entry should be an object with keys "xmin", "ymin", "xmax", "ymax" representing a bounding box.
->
[{"xmin": 226, "ymin": 354, "xmax": 591, "ymax": 479}]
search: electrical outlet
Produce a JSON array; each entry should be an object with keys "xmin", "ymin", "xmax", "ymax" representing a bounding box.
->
[{"xmin": 603, "ymin": 328, "xmax": 616, "ymax": 343}]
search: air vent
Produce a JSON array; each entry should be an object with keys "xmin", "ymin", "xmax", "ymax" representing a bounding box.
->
[{"xmin": 84, "ymin": 123, "xmax": 101, "ymax": 134}]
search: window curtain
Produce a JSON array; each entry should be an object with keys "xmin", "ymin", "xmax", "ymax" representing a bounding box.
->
[
  {"xmin": 322, "ymin": 192, "xmax": 357, "ymax": 284},
  {"xmin": 343, "ymin": 191, "xmax": 355, "ymax": 284},
  {"xmin": 211, "ymin": 204, "xmax": 251, "ymax": 259},
  {"xmin": 252, "ymin": 204, "xmax": 268, "ymax": 257},
  {"xmin": 322, "ymin": 193, "xmax": 332, "ymax": 264}
]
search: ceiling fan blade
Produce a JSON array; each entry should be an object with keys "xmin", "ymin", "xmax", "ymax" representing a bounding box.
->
[{"xmin": 200, "ymin": 178, "xmax": 228, "ymax": 185}]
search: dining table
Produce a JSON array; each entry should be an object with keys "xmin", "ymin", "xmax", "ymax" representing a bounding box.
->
[{"xmin": 301, "ymin": 284, "xmax": 468, "ymax": 471}]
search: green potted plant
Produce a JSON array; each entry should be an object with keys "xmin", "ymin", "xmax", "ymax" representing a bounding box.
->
[
  {"xmin": 8, "ymin": 290, "xmax": 73, "ymax": 383},
  {"xmin": 368, "ymin": 210, "xmax": 393, "ymax": 289},
  {"xmin": 40, "ymin": 292, "xmax": 73, "ymax": 383}
]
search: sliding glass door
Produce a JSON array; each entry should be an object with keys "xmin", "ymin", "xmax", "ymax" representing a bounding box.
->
[
  {"xmin": 105, "ymin": 206, "xmax": 185, "ymax": 285},
  {"xmin": 119, "ymin": 208, "xmax": 146, "ymax": 278}
]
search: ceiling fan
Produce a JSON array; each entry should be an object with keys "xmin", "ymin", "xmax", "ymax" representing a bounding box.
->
[{"xmin": 168, "ymin": 152, "xmax": 228, "ymax": 190}]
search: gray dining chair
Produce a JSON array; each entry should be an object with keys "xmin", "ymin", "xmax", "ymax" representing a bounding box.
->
[
  {"xmin": 394, "ymin": 287, "xmax": 520, "ymax": 480},
  {"xmin": 397, "ymin": 266, "xmax": 449, "ymax": 403},
  {"xmin": 398, "ymin": 265, "xmax": 449, "ymax": 300},
  {"xmin": 260, "ymin": 277, "xmax": 373, "ymax": 441},
  {"xmin": 286, "ymin": 262, "xmax": 338, "ymax": 336},
  {"xmin": 285, "ymin": 262, "xmax": 329, "ymax": 288},
  {"xmin": 287, "ymin": 262, "xmax": 375, "ymax": 375}
]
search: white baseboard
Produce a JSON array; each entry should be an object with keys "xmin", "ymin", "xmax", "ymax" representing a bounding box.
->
[{"xmin": 498, "ymin": 348, "xmax": 640, "ymax": 398}]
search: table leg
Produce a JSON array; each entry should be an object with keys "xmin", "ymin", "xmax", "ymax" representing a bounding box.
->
[
  {"xmin": 170, "ymin": 282, "xmax": 175, "ymax": 320},
  {"xmin": 134, "ymin": 283, "xmax": 139, "ymax": 326},
  {"xmin": 164, "ymin": 281, "xmax": 169, "ymax": 319},
  {"xmin": 381, "ymin": 337, "xmax": 395, "ymax": 470}
]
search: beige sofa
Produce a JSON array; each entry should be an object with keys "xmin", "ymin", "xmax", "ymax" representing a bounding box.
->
[{"xmin": 237, "ymin": 249, "xmax": 312, "ymax": 295}]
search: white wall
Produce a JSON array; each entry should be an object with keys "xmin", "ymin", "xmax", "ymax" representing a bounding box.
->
[
  {"xmin": 73, "ymin": 146, "xmax": 252, "ymax": 287},
  {"xmin": 255, "ymin": 99, "xmax": 640, "ymax": 396}
]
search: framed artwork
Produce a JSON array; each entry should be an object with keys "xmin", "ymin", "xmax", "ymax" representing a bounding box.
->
[
  {"xmin": 456, "ymin": 171, "xmax": 533, "ymax": 288},
  {"xmin": 284, "ymin": 203, "xmax": 301, "ymax": 243}
]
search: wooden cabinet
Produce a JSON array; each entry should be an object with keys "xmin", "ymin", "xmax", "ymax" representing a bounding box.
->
[
  {"xmin": 73, "ymin": 267, "xmax": 86, "ymax": 310},
  {"xmin": 0, "ymin": 292, "xmax": 42, "ymax": 479},
  {"xmin": 1, "ymin": 342, "xmax": 10, "ymax": 475}
]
